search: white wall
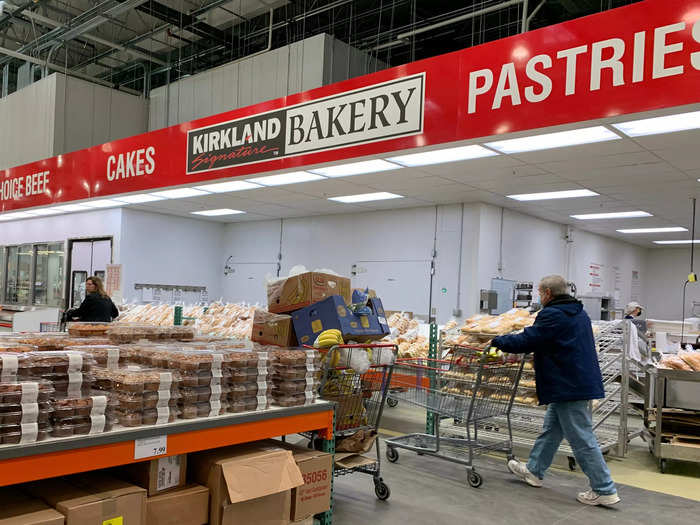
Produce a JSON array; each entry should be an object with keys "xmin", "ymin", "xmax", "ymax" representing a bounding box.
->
[
  {"xmin": 54, "ymin": 74, "xmax": 148, "ymax": 155},
  {"xmin": 645, "ymin": 248, "xmax": 698, "ymax": 320},
  {"xmin": 119, "ymin": 209, "xmax": 225, "ymax": 302},
  {"xmin": 148, "ymin": 33, "xmax": 384, "ymax": 131},
  {"xmin": 0, "ymin": 208, "xmax": 122, "ymax": 257},
  {"xmin": 0, "ymin": 74, "xmax": 57, "ymax": 169},
  {"xmin": 0, "ymin": 73, "xmax": 148, "ymax": 169}
]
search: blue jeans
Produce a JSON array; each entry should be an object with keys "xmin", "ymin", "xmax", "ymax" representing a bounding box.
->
[{"xmin": 527, "ymin": 400, "xmax": 617, "ymax": 495}]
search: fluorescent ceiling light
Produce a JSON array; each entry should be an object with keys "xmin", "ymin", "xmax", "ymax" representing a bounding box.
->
[
  {"xmin": 191, "ymin": 208, "xmax": 245, "ymax": 216},
  {"xmin": 0, "ymin": 211, "xmax": 36, "ymax": 221},
  {"xmin": 51, "ymin": 204, "xmax": 91, "ymax": 212},
  {"xmin": 195, "ymin": 181, "xmax": 260, "ymax": 193},
  {"xmin": 114, "ymin": 194, "xmax": 165, "ymax": 204},
  {"xmin": 387, "ymin": 145, "xmax": 498, "ymax": 166},
  {"xmin": 150, "ymin": 188, "xmax": 211, "ymax": 199},
  {"xmin": 26, "ymin": 208, "xmax": 64, "ymax": 216},
  {"xmin": 329, "ymin": 192, "xmax": 404, "ymax": 203},
  {"xmin": 485, "ymin": 126, "xmax": 621, "ymax": 154},
  {"xmin": 508, "ymin": 189, "xmax": 599, "ymax": 201},
  {"xmin": 310, "ymin": 159, "xmax": 400, "ymax": 177},
  {"xmin": 654, "ymin": 240, "xmax": 700, "ymax": 245},
  {"xmin": 571, "ymin": 211, "xmax": 652, "ymax": 220},
  {"xmin": 82, "ymin": 199, "xmax": 124, "ymax": 208},
  {"xmin": 612, "ymin": 111, "xmax": 700, "ymax": 137},
  {"xmin": 617, "ymin": 227, "xmax": 688, "ymax": 234},
  {"xmin": 247, "ymin": 171, "xmax": 325, "ymax": 186}
]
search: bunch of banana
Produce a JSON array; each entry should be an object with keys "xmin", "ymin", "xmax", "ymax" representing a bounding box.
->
[{"xmin": 314, "ymin": 329, "xmax": 344, "ymax": 349}]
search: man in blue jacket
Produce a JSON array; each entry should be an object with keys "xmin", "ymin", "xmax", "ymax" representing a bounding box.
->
[{"xmin": 492, "ymin": 275, "xmax": 619, "ymax": 506}]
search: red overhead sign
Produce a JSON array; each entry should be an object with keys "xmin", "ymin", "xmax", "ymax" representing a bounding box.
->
[{"xmin": 2, "ymin": 0, "xmax": 700, "ymax": 212}]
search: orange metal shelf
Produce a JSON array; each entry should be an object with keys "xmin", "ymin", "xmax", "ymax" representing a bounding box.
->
[{"xmin": 0, "ymin": 403, "xmax": 334, "ymax": 487}]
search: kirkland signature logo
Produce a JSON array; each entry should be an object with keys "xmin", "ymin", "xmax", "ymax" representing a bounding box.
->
[{"xmin": 186, "ymin": 73, "xmax": 425, "ymax": 174}]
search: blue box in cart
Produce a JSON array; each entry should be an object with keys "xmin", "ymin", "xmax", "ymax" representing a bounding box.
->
[{"xmin": 291, "ymin": 295, "xmax": 390, "ymax": 344}]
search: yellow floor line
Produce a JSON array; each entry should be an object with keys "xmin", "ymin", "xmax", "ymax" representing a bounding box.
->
[{"xmin": 378, "ymin": 428, "xmax": 405, "ymax": 437}]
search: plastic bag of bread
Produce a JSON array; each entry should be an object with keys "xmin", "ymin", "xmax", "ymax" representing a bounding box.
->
[
  {"xmin": 659, "ymin": 354, "xmax": 693, "ymax": 371},
  {"xmin": 678, "ymin": 350, "xmax": 700, "ymax": 371}
]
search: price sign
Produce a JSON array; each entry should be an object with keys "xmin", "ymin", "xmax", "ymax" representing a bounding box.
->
[{"xmin": 134, "ymin": 435, "xmax": 167, "ymax": 459}]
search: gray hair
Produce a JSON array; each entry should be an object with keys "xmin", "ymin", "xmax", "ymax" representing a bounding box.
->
[{"xmin": 538, "ymin": 275, "xmax": 569, "ymax": 296}]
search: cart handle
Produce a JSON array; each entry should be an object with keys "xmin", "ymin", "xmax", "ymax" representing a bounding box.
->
[{"xmin": 303, "ymin": 343, "xmax": 398, "ymax": 349}]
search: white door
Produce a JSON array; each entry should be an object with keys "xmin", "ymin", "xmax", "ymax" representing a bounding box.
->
[{"xmin": 69, "ymin": 238, "xmax": 113, "ymax": 307}]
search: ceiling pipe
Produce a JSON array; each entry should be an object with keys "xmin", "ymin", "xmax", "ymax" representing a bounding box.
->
[
  {"xmin": 370, "ymin": 0, "xmax": 524, "ymax": 51},
  {"xmin": 524, "ymin": 0, "xmax": 546, "ymax": 32},
  {"xmin": 1, "ymin": 2, "xmax": 167, "ymax": 66},
  {"xmin": 0, "ymin": 44, "xmax": 141, "ymax": 94}
]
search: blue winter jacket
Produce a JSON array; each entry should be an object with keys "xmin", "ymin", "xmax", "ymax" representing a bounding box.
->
[{"xmin": 491, "ymin": 296, "xmax": 604, "ymax": 405}]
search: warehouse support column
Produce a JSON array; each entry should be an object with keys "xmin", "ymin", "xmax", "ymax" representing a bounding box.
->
[{"xmin": 426, "ymin": 323, "xmax": 438, "ymax": 435}]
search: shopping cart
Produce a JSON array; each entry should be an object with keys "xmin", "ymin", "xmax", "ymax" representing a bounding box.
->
[
  {"xmin": 307, "ymin": 343, "xmax": 398, "ymax": 501},
  {"xmin": 385, "ymin": 345, "xmax": 525, "ymax": 488}
]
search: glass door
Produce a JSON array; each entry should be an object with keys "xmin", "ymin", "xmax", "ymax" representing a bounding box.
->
[
  {"xmin": 6, "ymin": 244, "xmax": 33, "ymax": 304},
  {"xmin": 68, "ymin": 238, "xmax": 113, "ymax": 307},
  {"xmin": 34, "ymin": 243, "xmax": 65, "ymax": 307}
]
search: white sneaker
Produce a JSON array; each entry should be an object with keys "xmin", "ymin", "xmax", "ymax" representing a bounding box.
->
[
  {"xmin": 507, "ymin": 459, "xmax": 543, "ymax": 487},
  {"xmin": 577, "ymin": 490, "xmax": 620, "ymax": 506}
]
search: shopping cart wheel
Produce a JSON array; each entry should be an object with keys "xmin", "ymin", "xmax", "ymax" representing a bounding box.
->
[
  {"xmin": 467, "ymin": 470, "xmax": 483, "ymax": 488},
  {"xmin": 386, "ymin": 447, "xmax": 399, "ymax": 463},
  {"xmin": 387, "ymin": 397, "xmax": 398, "ymax": 408},
  {"xmin": 374, "ymin": 479, "xmax": 391, "ymax": 501},
  {"xmin": 659, "ymin": 459, "xmax": 667, "ymax": 474}
]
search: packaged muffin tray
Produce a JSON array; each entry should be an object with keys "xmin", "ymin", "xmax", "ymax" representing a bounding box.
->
[
  {"xmin": 92, "ymin": 367, "xmax": 181, "ymax": 394},
  {"xmin": 270, "ymin": 349, "xmax": 321, "ymax": 366},
  {"xmin": 117, "ymin": 407, "xmax": 180, "ymax": 427},
  {"xmin": 0, "ymin": 422, "xmax": 51, "ymax": 444},
  {"xmin": 51, "ymin": 414, "xmax": 117, "ymax": 437},
  {"xmin": 61, "ymin": 337, "xmax": 112, "ymax": 347},
  {"xmin": 272, "ymin": 377, "xmax": 319, "ymax": 395},
  {"xmin": 229, "ymin": 395, "xmax": 270, "ymax": 413},
  {"xmin": 12, "ymin": 334, "xmax": 66, "ymax": 351},
  {"xmin": 272, "ymin": 363, "xmax": 321, "ymax": 381},
  {"xmin": 107, "ymin": 324, "xmax": 197, "ymax": 344},
  {"xmin": 67, "ymin": 322, "xmax": 111, "ymax": 338},
  {"xmin": 0, "ymin": 343, "xmax": 39, "ymax": 354},
  {"xmin": 271, "ymin": 392, "xmax": 317, "ymax": 407},
  {"xmin": 229, "ymin": 381, "xmax": 269, "ymax": 400},
  {"xmin": 0, "ymin": 401, "xmax": 52, "ymax": 424},
  {"xmin": 180, "ymin": 400, "xmax": 229, "ymax": 419},
  {"xmin": 52, "ymin": 392, "xmax": 118, "ymax": 421},
  {"xmin": 65, "ymin": 345, "xmax": 130, "ymax": 369},
  {"xmin": 180, "ymin": 384, "xmax": 229, "ymax": 404},
  {"xmin": 0, "ymin": 380, "xmax": 53, "ymax": 404}
]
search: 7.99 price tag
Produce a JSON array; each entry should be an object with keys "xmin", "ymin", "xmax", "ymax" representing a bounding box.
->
[{"xmin": 134, "ymin": 435, "xmax": 167, "ymax": 459}]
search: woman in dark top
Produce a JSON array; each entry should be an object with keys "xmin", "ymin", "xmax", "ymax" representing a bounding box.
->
[{"xmin": 66, "ymin": 276, "xmax": 119, "ymax": 322}]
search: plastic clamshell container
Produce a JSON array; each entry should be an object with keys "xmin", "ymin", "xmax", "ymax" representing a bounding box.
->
[
  {"xmin": 229, "ymin": 368, "xmax": 260, "ymax": 384},
  {"xmin": 13, "ymin": 335, "xmax": 65, "ymax": 351},
  {"xmin": 52, "ymin": 392, "xmax": 117, "ymax": 419},
  {"xmin": 229, "ymin": 397, "xmax": 269, "ymax": 413},
  {"xmin": 67, "ymin": 322, "xmax": 111, "ymax": 338},
  {"xmin": 61, "ymin": 337, "xmax": 112, "ymax": 347},
  {"xmin": 92, "ymin": 367, "xmax": 181, "ymax": 394},
  {"xmin": 23, "ymin": 351, "xmax": 95, "ymax": 374},
  {"xmin": 166, "ymin": 349, "xmax": 232, "ymax": 371},
  {"xmin": 0, "ymin": 343, "xmax": 38, "ymax": 354},
  {"xmin": 0, "ymin": 422, "xmax": 51, "ymax": 444},
  {"xmin": 272, "ymin": 378, "xmax": 318, "ymax": 394},
  {"xmin": 271, "ymin": 392, "xmax": 316, "ymax": 407},
  {"xmin": 50, "ymin": 414, "xmax": 116, "ymax": 437},
  {"xmin": 64, "ymin": 345, "xmax": 125, "ymax": 368},
  {"xmin": 0, "ymin": 403, "xmax": 52, "ymax": 424},
  {"xmin": 0, "ymin": 380, "xmax": 54, "ymax": 404},
  {"xmin": 229, "ymin": 382, "xmax": 267, "ymax": 400},
  {"xmin": 272, "ymin": 365, "xmax": 320, "ymax": 380},
  {"xmin": 271, "ymin": 349, "xmax": 321, "ymax": 366}
]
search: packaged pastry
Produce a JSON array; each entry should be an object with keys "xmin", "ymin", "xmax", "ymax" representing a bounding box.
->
[
  {"xmin": 49, "ymin": 373, "xmax": 96, "ymax": 397},
  {"xmin": 180, "ymin": 400, "xmax": 229, "ymax": 419},
  {"xmin": 272, "ymin": 364, "xmax": 321, "ymax": 381},
  {"xmin": 272, "ymin": 378, "xmax": 318, "ymax": 394},
  {"xmin": 67, "ymin": 322, "xmax": 111, "ymax": 337},
  {"xmin": 229, "ymin": 396, "xmax": 269, "ymax": 413},
  {"xmin": 0, "ymin": 402, "xmax": 52, "ymax": 424},
  {"xmin": 141, "ymin": 407, "xmax": 179, "ymax": 425},
  {"xmin": 0, "ymin": 343, "xmax": 38, "ymax": 354},
  {"xmin": 61, "ymin": 337, "xmax": 112, "ymax": 347},
  {"xmin": 23, "ymin": 351, "xmax": 95, "ymax": 374},
  {"xmin": 166, "ymin": 349, "xmax": 232, "ymax": 371},
  {"xmin": 271, "ymin": 349, "xmax": 320, "ymax": 366},
  {"xmin": 227, "ymin": 351, "xmax": 260, "ymax": 369},
  {"xmin": 0, "ymin": 380, "xmax": 54, "ymax": 404},
  {"xmin": 271, "ymin": 392, "xmax": 316, "ymax": 407},
  {"xmin": 180, "ymin": 384, "xmax": 229, "ymax": 404},
  {"xmin": 13, "ymin": 334, "xmax": 65, "ymax": 351},
  {"xmin": 50, "ymin": 414, "xmax": 116, "ymax": 436},
  {"xmin": 229, "ymin": 368, "xmax": 259, "ymax": 384},
  {"xmin": 229, "ymin": 382, "xmax": 267, "ymax": 400},
  {"xmin": 52, "ymin": 392, "xmax": 116, "ymax": 420},
  {"xmin": 142, "ymin": 390, "xmax": 181, "ymax": 410},
  {"xmin": 92, "ymin": 367, "xmax": 181, "ymax": 394},
  {"xmin": 64, "ymin": 345, "xmax": 125, "ymax": 369},
  {"xmin": 0, "ymin": 354, "xmax": 30, "ymax": 382},
  {"xmin": 0, "ymin": 422, "xmax": 51, "ymax": 444}
]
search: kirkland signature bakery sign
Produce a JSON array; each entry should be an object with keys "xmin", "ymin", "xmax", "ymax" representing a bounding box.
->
[{"xmin": 186, "ymin": 74, "xmax": 425, "ymax": 174}]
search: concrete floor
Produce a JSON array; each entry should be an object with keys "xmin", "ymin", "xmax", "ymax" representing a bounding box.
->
[{"xmin": 331, "ymin": 405, "xmax": 700, "ymax": 524}]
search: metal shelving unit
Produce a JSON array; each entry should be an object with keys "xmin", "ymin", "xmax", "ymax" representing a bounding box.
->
[
  {"xmin": 438, "ymin": 320, "xmax": 644, "ymax": 468},
  {"xmin": 0, "ymin": 402, "xmax": 336, "ymax": 523}
]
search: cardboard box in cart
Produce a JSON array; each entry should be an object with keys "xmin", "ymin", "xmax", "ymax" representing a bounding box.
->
[
  {"xmin": 268, "ymin": 271, "xmax": 351, "ymax": 314},
  {"xmin": 189, "ymin": 442, "xmax": 304, "ymax": 525},
  {"xmin": 251, "ymin": 309, "xmax": 298, "ymax": 347},
  {"xmin": 292, "ymin": 295, "xmax": 391, "ymax": 345}
]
